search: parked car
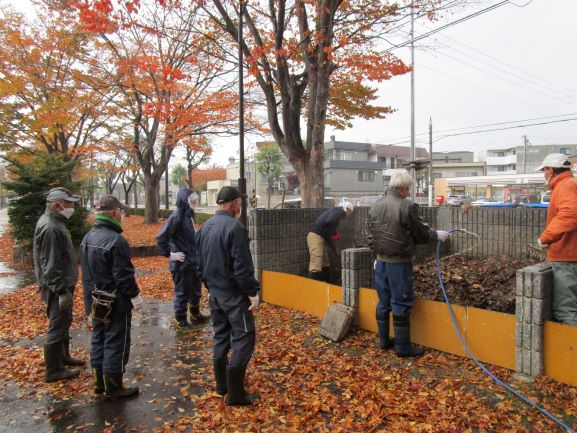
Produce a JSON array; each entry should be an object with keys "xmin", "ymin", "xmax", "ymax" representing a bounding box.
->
[
  {"xmin": 446, "ymin": 195, "xmax": 473, "ymax": 207},
  {"xmin": 471, "ymin": 198, "xmax": 499, "ymax": 206},
  {"xmin": 355, "ymin": 195, "xmax": 382, "ymax": 208},
  {"xmin": 272, "ymin": 197, "xmax": 336, "ymax": 209}
]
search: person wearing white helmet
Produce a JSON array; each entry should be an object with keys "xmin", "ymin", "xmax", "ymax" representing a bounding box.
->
[
  {"xmin": 307, "ymin": 201, "xmax": 354, "ymax": 282},
  {"xmin": 536, "ymin": 153, "xmax": 577, "ymax": 326}
]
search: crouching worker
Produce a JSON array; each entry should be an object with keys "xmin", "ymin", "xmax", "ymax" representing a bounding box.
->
[
  {"xmin": 80, "ymin": 196, "xmax": 141, "ymax": 399},
  {"xmin": 196, "ymin": 186, "xmax": 260, "ymax": 406},
  {"xmin": 367, "ymin": 171, "xmax": 449, "ymax": 357},
  {"xmin": 156, "ymin": 188, "xmax": 209, "ymax": 331},
  {"xmin": 307, "ymin": 202, "xmax": 354, "ymax": 282}
]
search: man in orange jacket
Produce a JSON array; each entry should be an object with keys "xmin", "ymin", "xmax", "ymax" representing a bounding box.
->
[{"xmin": 536, "ymin": 153, "xmax": 577, "ymax": 326}]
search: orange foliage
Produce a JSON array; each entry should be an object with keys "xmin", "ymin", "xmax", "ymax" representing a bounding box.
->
[{"xmin": 191, "ymin": 167, "xmax": 226, "ymax": 185}]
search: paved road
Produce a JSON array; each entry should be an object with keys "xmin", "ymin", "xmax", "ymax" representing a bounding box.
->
[{"xmin": 0, "ymin": 208, "xmax": 35, "ymax": 294}]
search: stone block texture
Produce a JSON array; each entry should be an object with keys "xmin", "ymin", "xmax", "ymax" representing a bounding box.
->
[{"xmin": 515, "ymin": 263, "xmax": 553, "ymax": 377}]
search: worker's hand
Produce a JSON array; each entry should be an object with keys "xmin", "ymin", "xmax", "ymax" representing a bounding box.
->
[
  {"xmin": 374, "ymin": 260, "xmax": 377, "ymax": 270},
  {"xmin": 58, "ymin": 291, "xmax": 73, "ymax": 310},
  {"xmin": 330, "ymin": 232, "xmax": 341, "ymax": 242},
  {"xmin": 131, "ymin": 295, "xmax": 143, "ymax": 311},
  {"xmin": 248, "ymin": 293, "xmax": 260, "ymax": 311},
  {"xmin": 169, "ymin": 252, "xmax": 186, "ymax": 262},
  {"xmin": 537, "ymin": 238, "xmax": 549, "ymax": 250},
  {"xmin": 437, "ymin": 230, "xmax": 450, "ymax": 242}
]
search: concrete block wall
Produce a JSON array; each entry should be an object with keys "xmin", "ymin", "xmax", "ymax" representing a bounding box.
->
[
  {"xmin": 515, "ymin": 262, "xmax": 553, "ymax": 377},
  {"xmin": 341, "ymin": 248, "xmax": 373, "ymax": 323}
]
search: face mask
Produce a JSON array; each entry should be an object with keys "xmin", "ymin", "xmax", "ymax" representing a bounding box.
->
[
  {"xmin": 60, "ymin": 207, "xmax": 74, "ymax": 219},
  {"xmin": 544, "ymin": 169, "xmax": 553, "ymax": 187}
]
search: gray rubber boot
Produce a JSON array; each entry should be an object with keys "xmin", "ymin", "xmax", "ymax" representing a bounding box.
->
[
  {"xmin": 44, "ymin": 342, "xmax": 80, "ymax": 383},
  {"xmin": 213, "ymin": 357, "xmax": 228, "ymax": 396},
  {"xmin": 225, "ymin": 366, "xmax": 258, "ymax": 406}
]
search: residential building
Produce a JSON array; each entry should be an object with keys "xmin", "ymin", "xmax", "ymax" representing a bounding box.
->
[
  {"xmin": 478, "ymin": 143, "xmax": 577, "ymax": 175},
  {"xmin": 431, "ymin": 151, "xmax": 485, "ymax": 179}
]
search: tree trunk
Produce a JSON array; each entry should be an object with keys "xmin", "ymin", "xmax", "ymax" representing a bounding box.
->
[
  {"xmin": 144, "ymin": 175, "xmax": 160, "ymax": 224},
  {"xmin": 294, "ymin": 153, "xmax": 324, "ymax": 208},
  {"xmin": 267, "ymin": 182, "xmax": 271, "ymax": 208},
  {"xmin": 133, "ymin": 184, "xmax": 138, "ymax": 208}
]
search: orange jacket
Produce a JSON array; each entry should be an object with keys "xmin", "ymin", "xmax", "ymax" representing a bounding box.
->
[{"xmin": 539, "ymin": 171, "xmax": 577, "ymax": 262}]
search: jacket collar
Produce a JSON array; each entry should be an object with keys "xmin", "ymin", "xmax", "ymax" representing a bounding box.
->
[
  {"xmin": 550, "ymin": 170, "xmax": 574, "ymax": 190},
  {"xmin": 94, "ymin": 216, "xmax": 123, "ymax": 233},
  {"xmin": 45, "ymin": 208, "xmax": 66, "ymax": 221}
]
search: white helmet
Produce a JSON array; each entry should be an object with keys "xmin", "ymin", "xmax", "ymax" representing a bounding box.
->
[{"xmin": 535, "ymin": 153, "xmax": 572, "ymax": 171}]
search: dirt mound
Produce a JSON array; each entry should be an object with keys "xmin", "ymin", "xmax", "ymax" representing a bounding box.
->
[{"xmin": 413, "ymin": 256, "xmax": 539, "ymax": 314}]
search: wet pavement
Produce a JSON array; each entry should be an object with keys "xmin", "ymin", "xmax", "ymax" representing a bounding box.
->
[
  {"xmin": 0, "ymin": 209, "xmax": 36, "ymax": 294},
  {"xmin": 0, "ymin": 299, "xmax": 213, "ymax": 433}
]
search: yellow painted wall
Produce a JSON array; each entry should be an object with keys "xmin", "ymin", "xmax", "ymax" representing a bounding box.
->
[
  {"xmin": 261, "ymin": 271, "xmax": 342, "ymax": 318},
  {"xmin": 261, "ymin": 271, "xmax": 576, "ymax": 386},
  {"xmin": 544, "ymin": 321, "xmax": 577, "ymax": 386}
]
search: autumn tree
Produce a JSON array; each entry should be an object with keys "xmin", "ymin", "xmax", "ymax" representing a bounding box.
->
[
  {"xmin": 72, "ymin": 1, "xmax": 241, "ymax": 223},
  {"xmin": 0, "ymin": 5, "xmax": 119, "ymax": 167},
  {"xmin": 256, "ymin": 144, "xmax": 283, "ymax": 208}
]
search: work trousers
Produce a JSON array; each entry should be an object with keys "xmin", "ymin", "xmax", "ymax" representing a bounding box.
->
[
  {"xmin": 374, "ymin": 260, "xmax": 414, "ymax": 317},
  {"xmin": 172, "ymin": 271, "xmax": 202, "ymax": 315},
  {"xmin": 551, "ymin": 262, "xmax": 577, "ymax": 326},
  {"xmin": 307, "ymin": 232, "xmax": 329, "ymax": 273},
  {"xmin": 41, "ymin": 287, "xmax": 73, "ymax": 345},
  {"xmin": 91, "ymin": 310, "xmax": 132, "ymax": 374},
  {"xmin": 209, "ymin": 294, "xmax": 255, "ymax": 368}
]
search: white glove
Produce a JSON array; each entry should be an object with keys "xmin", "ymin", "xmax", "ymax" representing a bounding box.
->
[
  {"xmin": 248, "ymin": 293, "xmax": 260, "ymax": 311},
  {"xmin": 437, "ymin": 230, "xmax": 450, "ymax": 242},
  {"xmin": 169, "ymin": 252, "xmax": 185, "ymax": 262},
  {"xmin": 537, "ymin": 238, "xmax": 549, "ymax": 250},
  {"xmin": 373, "ymin": 260, "xmax": 377, "ymax": 270},
  {"xmin": 131, "ymin": 295, "xmax": 143, "ymax": 311}
]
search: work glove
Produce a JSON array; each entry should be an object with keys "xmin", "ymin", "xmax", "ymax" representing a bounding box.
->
[
  {"xmin": 374, "ymin": 260, "xmax": 377, "ymax": 271},
  {"xmin": 248, "ymin": 293, "xmax": 260, "ymax": 311},
  {"xmin": 436, "ymin": 230, "xmax": 450, "ymax": 242},
  {"xmin": 169, "ymin": 252, "xmax": 186, "ymax": 262},
  {"xmin": 58, "ymin": 291, "xmax": 73, "ymax": 310},
  {"xmin": 330, "ymin": 232, "xmax": 341, "ymax": 242},
  {"xmin": 131, "ymin": 294, "xmax": 144, "ymax": 311},
  {"xmin": 537, "ymin": 238, "xmax": 549, "ymax": 250}
]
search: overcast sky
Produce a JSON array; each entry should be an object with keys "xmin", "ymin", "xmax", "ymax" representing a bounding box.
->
[{"xmin": 5, "ymin": 0, "xmax": 577, "ymax": 167}]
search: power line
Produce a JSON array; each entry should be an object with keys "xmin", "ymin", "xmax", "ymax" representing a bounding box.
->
[
  {"xmin": 434, "ymin": 117, "xmax": 577, "ymax": 142},
  {"xmin": 385, "ymin": 1, "xmax": 511, "ymax": 53}
]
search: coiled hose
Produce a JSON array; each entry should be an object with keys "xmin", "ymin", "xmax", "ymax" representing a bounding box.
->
[{"xmin": 436, "ymin": 229, "xmax": 576, "ymax": 433}]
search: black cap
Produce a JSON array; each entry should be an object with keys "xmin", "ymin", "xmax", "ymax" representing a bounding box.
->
[
  {"xmin": 96, "ymin": 196, "xmax": 130, "ymax": 211},
  {"xmin": 46, "ymin": 187, "xmax": 81, "ymax": 203},
  {"xmin": 216, "ymin": 186, "xmax": 246, "ymax": 204}
]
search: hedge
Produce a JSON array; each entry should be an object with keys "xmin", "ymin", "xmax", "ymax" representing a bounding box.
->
[{"xmin": 128, "ymin": 208, "xmax": 212, "ymax": 224}]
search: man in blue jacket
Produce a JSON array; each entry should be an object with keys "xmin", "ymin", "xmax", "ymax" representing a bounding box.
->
[
  {"xmin": 307, "ymin": 202, "xmax": 354, "ymax": 282},
  {"xmin": 196, "ymin": 186, "xmax": 260, "ymax": 406},
  {"xmin": 156, "ymin": 188, "xmax": 209, "ymax": 331},
  {"xmin": 80, "ymin": 196, "xmax": 141, "ymax": 399}
]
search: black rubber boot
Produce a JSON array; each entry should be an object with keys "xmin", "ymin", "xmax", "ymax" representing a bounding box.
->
[
  {"xmin": 376, "ymin": 314, "xmax": 395, "ymax": 350},
  {"xmin": 62, "ymin": 338, "xmax": 85, "ymax": 367},
  {"xmin": 175, "ymin": 313, "xmax": 192, "ymax": 331},
  {"xmin": 213, "ymin": 357, "xmax": 228, "ymax": 396},
  {"xmin": 188, "ymin": 303, "xmax": 210, "ymax": 324},
  {"xmin": 44, "ymin": 342, "xmax": 80, "ymax": 383},
  {"xmin": 103, "ymin": 373, "xmax": 139, "ymax": 400},
  {"xmin": 92, "ymin": 366, "xmax": 104, "ymax": 396},
  {"xmin": 393, "ymin": 314, "xmax": 424, "ymax": 358},
  {"xmin": 322, "ymin": 267, "xmax": 331, "ymax": 283},
  {"xmin": 308, "ymin": 271, "xmax": 323, "ymax": 281},
  {"xmin": 225, "ymin": 366, "xmax": 258, "ymax": 406}
]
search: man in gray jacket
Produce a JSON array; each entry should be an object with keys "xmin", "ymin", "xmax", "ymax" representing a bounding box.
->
[
  {"xmin": 367, "ymin": 171, "xmax": 449, "ymax": 357},
  {"xmin": 33, "ymin": 187, "xmax": 84, "ymax": 383}
]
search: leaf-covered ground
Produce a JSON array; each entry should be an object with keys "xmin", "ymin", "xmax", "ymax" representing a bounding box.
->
[
  {"xmin": 414, "ymin": 255, "xmax": 539, "ymax": 314},
  {"xmin": 1, "ymin": 255, "xmax": 576, "ymax": 432}
]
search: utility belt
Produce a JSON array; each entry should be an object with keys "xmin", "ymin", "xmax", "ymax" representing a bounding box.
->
[{"xmin": 90, "ymin": 289, "xmax": 117, "ymax": 324}]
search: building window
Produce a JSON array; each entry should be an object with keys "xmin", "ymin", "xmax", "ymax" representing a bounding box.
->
[
  {"xmin": 340, "ymin": 152, "xmax": 352, "ymax": 161},
  {"xmin": 456, "ymin": 172, "xmax": 478, "ymax": 177},
  {"xmin": 560, "ymin": 147, "xmax": 571, "ymax": 155},
  {"xmin": 432, "ymin": 172, "xmax": 442, "ymax": 179},
  {"xmin": 378, "ymin": 156, "xmax": 386, "ymax": 163},
  {"xmin": 358, "ymin": 170, "xmax": 375, "ymax": 182},
  {"xmin": 497, "ymin": 166, "xmax": 506, "ymax": 172},
  {"xmin": 496, "ymin": 152, "xmax": 505, "ymax": 157}
]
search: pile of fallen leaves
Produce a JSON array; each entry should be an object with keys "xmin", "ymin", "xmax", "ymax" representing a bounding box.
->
[
  {"xmin": 122, "ymin": 215, "xmax": 166, "ymax": 246},
  {"xmin": 414, "ymin": 255, "xmax": 539, "ymax": 314}
]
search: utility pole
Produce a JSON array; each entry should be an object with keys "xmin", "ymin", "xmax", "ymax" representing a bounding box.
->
[
  {"xmin": 237, "ymin": 0, "xmax": 247, "ymax": 226},
  {"xmin": 165, "ymin": 167, "xmax": 169, "ymax": 210},
  {"xmin": 522, "ymin": 135, "xmax": 529, "ymax": 174},
  {"xmin": 409, "ymin": 3, "xmax": 416, "ymax": 201},
  {"xmin": 428, "ymin": 117, "xmax": 433, "ymax": 207}
]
